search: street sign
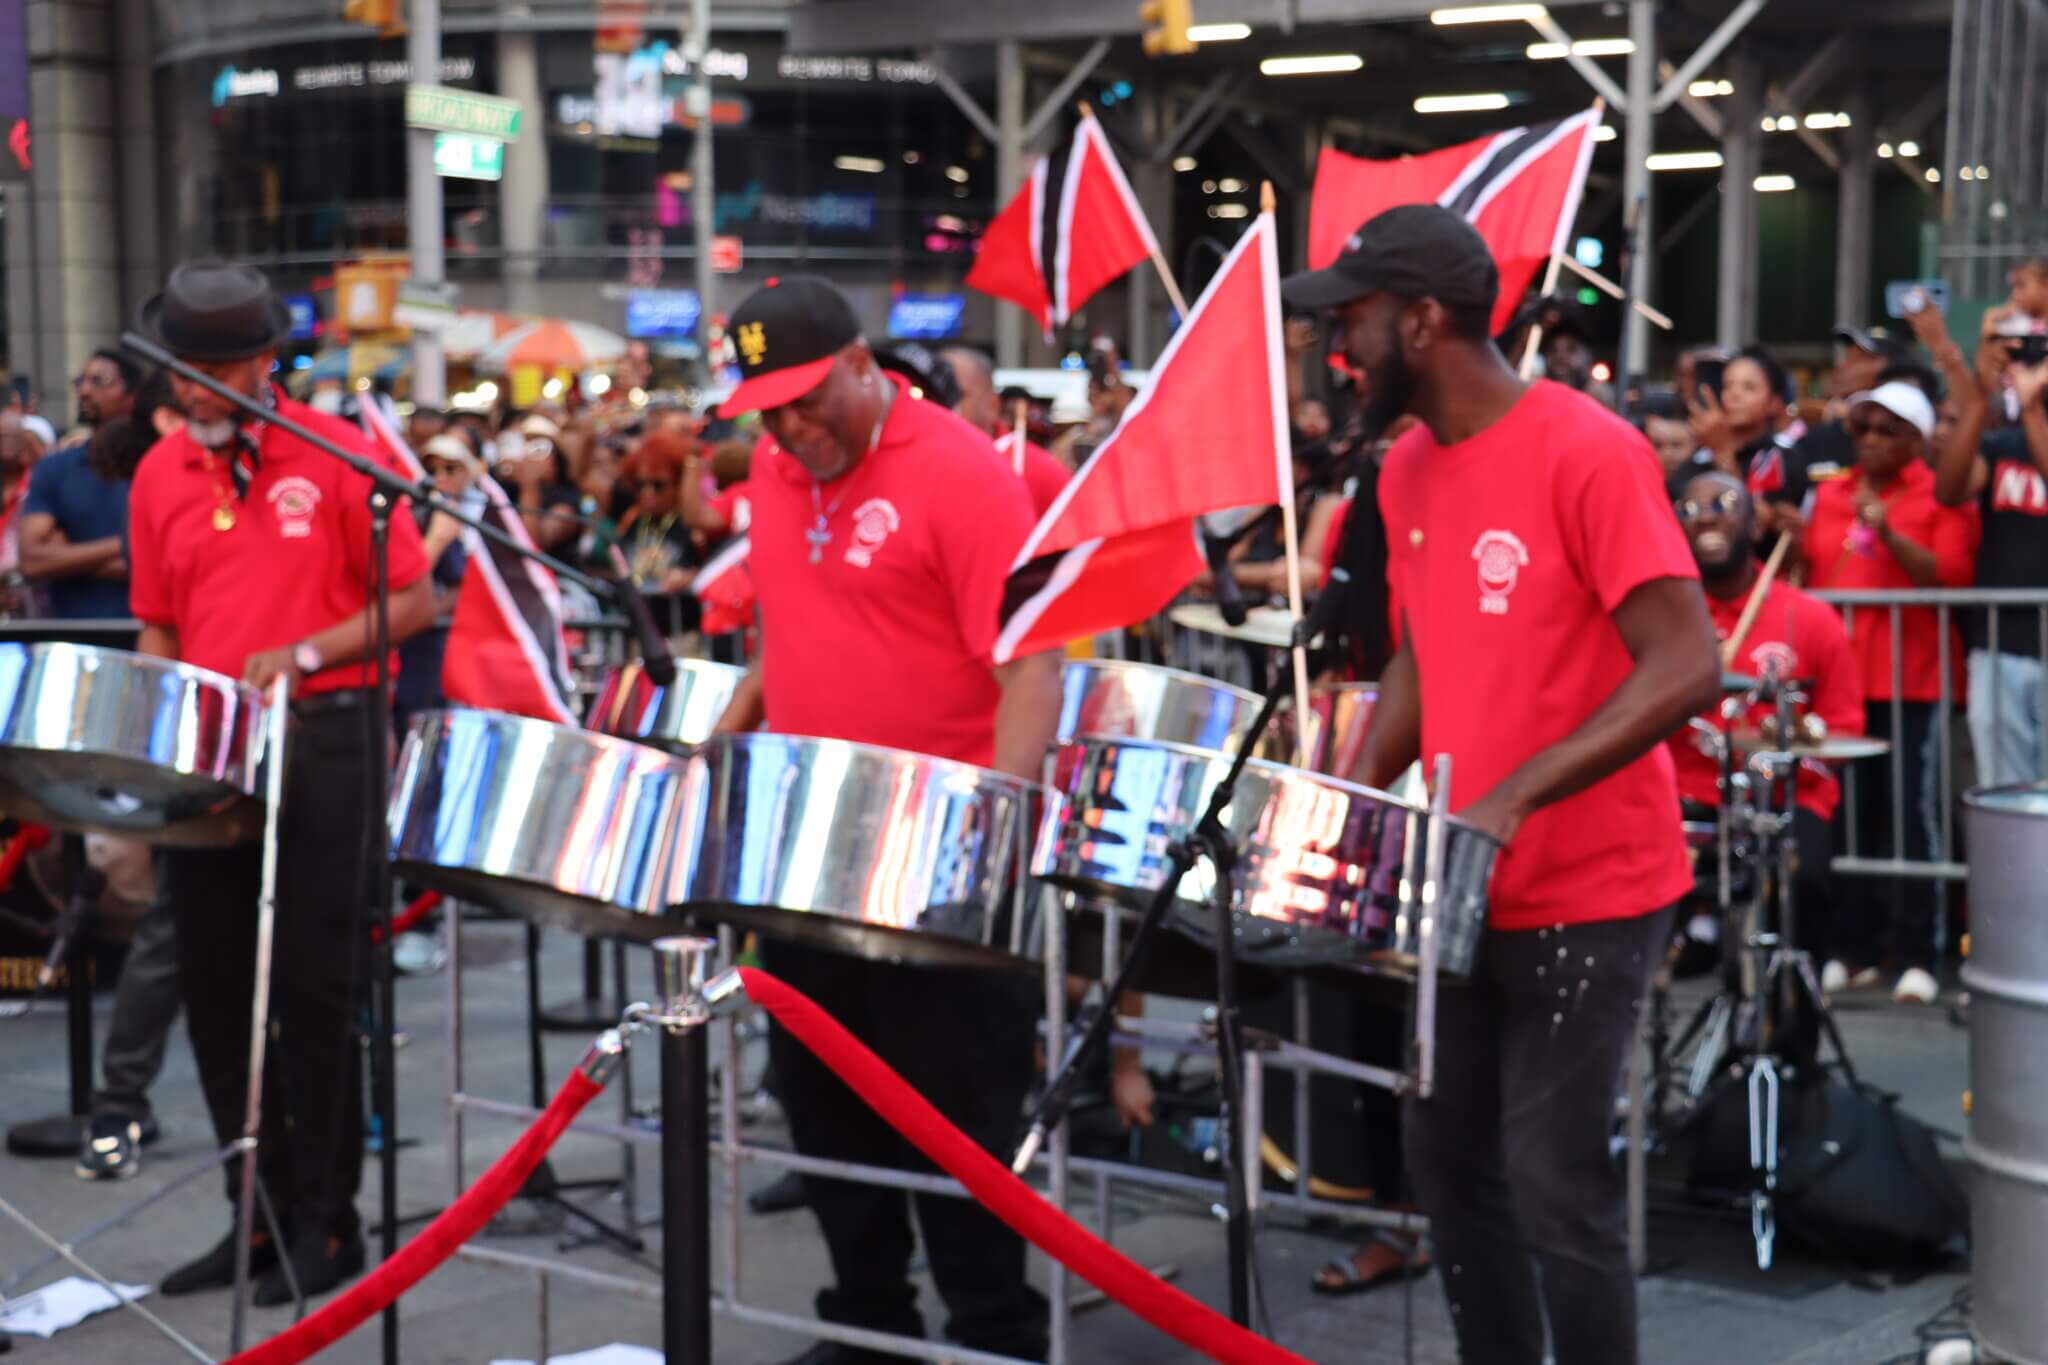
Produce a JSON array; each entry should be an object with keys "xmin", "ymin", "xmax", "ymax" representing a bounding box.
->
[
  {"xmin": 394, "ymin": 279, "xmax": 460, "ymax": 332},
  {"xmin": 406, "ymin": 83, "xmax": 522, "ymax": 141},
  {"xmin": 709, "ymin": 235, "xmax": 743, "ymax": 273},
  {"xmin": 432, "ymin": 132, "xmax": 505, "ymax": 181}
]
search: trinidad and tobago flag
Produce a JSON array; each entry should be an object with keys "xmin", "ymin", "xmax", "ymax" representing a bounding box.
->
[
  {"xmin": 966, "ymin": 114, "xmax": 1160, "ymax": 340},
  {"xmin": 992, "ymin": 210, "xmax": 1292, "ymax": 662},
  {"xmin": 1307, "ymin": 106, "xmax": 1602, "ymax": 334},
  {"xmin": 359, "ymin": 396, "xmax": 579, "ymax": 726}
]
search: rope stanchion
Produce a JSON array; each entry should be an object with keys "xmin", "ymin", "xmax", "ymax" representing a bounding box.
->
[
  {"xmin": 736, "ymin": 967, "xmax": 1313, "ymax": 1365},
  {"xmin": 369, "ymin": 890, "xmax": 442, "ymax": 944},
  {"xmin": 222, "ymin": 1036, "xmax": 620, "ymax": 1365}
]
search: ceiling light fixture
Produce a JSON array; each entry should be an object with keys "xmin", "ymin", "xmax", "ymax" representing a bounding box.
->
[
  {"xmin": 833, "ymin": 155, "xmax": 884, "ymax": 174},
  {"xmin": 1646, "ymin": 150, "xmax": 1725, "ymax": 171},
  {"xmin": 1527, "ymin": 37, "xmax": 1635, "ymax": 58},
  {"xmin": 1414, "ymin": 92, "xmax": 1512, "ymax": 113},
  {"xmin": 1593, "ymin": 125, "xmax": 1617, "ymax": 142},
  {"xmin": 1877, "ymin": 143, "xmax": 1894, "ymax": 158},
  {"xmin": 1754, "ymin": 174, "xmax": 1796, "ymax": 192},
  {"xmin": 1925, "ymin": 166, "xmax": 1941, "ymax": 182},
  {"xmin": 944, "ymin": 164, "xmax": 969, "ymax": 183},
  {"xmin": 1188, "ymin": 22, "xmax": 1251, "ymax": 41},
  {"xmin": 1172, "ymin": 155, "xmax": 1198, "ymax": 172},
  {"xmin": 1259, "ymin": 54, "xmax": 1364, "ymax": 75},
  {"xmin": 1208, "ymin": 203, "xmax": 1251, "ymax": 219},
  {"xmin": 1430, "ymin": 4, "xmax": 1547, "ymax": 24},
  {"xmin": 1898, "ymin": 140, "xmax": 1920, "ymax": 157}
]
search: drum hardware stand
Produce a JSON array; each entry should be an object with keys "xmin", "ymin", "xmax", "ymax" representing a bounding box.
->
[
  {"xmin": 640, "ymin": 935, "xmax": 721, "ymax": 1365},
  {"xmin": 3, "ymin": 835, "xmax": 105, "ymax": 1157}
]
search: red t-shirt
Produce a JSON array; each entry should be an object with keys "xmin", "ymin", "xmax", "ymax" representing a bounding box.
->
[
  {"xmin": 1378, "ymin": 380, "xmax": 1697, "ymax": 930},
  {"xmin": 1665, "ymin": 580, "xmax": 1865, "ymax": 821},
  {"xmin": 128, "ymin": 396, "xmax": 431, "ymax": 696},
  {"xmin": 750, "ymin": 374, "xmax": 1036, "ymax": 767},
  {"xmin": 1800, "ymin": 459, "xmax": 1978, "ymax": 702},
  {"xmin": 994, "ymin": 432, "xmax": 1071, "ymax": 516},
  {"xmin": 706, "ymin": 481, "xmax": 751, "ymax": 537}
]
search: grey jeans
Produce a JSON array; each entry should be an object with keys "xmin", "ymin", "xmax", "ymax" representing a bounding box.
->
[
  {"xmin": 1404, "ymin": 905, "xmax": 1672, "ymax": 1365},
  {"xmin": 92, "ymin": 893, "xmax": 180, "ymax": 1123}
]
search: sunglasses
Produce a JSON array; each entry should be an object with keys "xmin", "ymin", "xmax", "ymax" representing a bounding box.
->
[{"xmin": 1674, "ymin": 488, "xmax": 1743, "ymax": 521}]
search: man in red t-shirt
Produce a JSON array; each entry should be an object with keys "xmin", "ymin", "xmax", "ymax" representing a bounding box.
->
[
  {"xmin": 126, "ymin": 262, "xmax": 434, "ymax": 1304},
  {"xmin": 1285, "ymin": 207, "xmax": 1719, "ymax": 1365},
  {"xmin": 711, "ymin": 276, "xmax": 1061, "ymax": 1365},
  {"xmin": 1664, "ymin": 471, "xmax": 1864, "ymax": 974},
  {"xmin": 1801, "ymin": 381, "xmax": 1977, "ymax": 1003},
  {"xmin": 941, "ymin": 346, "xmax": 1071, "ymax": 515}
]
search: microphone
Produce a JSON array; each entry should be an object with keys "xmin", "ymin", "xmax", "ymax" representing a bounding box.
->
[
  {"xmin": 606, "ymin": 547, "xmax": 680, "ymax": 688},
  {"xmin": 1294, "ymin": 564, "xmax": 1353, "ymax": 650},
  {"xmin": 1205, "ymin": 530, "xmax": 1250, "ymax": 627},
  {"xmin": 38, "ymin": 863, "xmax": 106, "ymax": 990}
]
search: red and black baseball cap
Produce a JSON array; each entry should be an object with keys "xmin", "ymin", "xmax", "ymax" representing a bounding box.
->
[{"xmin": 715, "ymin": 275, "xmax": 863, "ymax": 418}]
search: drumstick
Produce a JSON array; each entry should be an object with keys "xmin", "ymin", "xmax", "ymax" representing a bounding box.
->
[
  {"xmin": 1010, "ymin": 400, "xmax": 1027, "ymax": 477},
  {"xmin": 1721, "ymin": 532, "xmax": 1792, "ymax": 667}
]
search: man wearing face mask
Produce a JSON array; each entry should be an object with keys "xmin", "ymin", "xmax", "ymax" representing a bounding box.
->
[
  {"xmin": 126, "ymin": 260, "xmax": 435, "ymax": 1304},
  {"xmin": 1284, "ymin": 206, "xmax": 1720, "ymax": 1365},
  {"xmin": 710, "ymin": 275, "xmax": 1062, "ymax": 1365}
]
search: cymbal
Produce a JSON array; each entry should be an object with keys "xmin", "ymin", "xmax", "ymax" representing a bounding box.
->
[
  {"xmin": 1729, "ymin": 729, "xmax": 1892, "ymax": 761},
  {"xmin": 1167, "ymin": 601, "xmax": 1298, "ymax": 649}
]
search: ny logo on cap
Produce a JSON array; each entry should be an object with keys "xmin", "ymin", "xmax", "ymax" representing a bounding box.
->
[{"xmin": 737, "ymin": 322, "xmax": 768, "ymax": 366}]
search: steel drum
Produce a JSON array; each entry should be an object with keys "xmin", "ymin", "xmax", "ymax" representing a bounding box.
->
[
  {"xmin": 585, "ymin": 658, "xmax": 745, "ymax": 754},
  {"xmin": 1036, "ymin": 735, "xmax": 1498, "ymax": 979},
  {"xmin": 0, "ymin": 642, "xmax": 267, "ymax": 845},
  {"xmin": 1058, "ymin": 658, "xmax": 1262, "ymax": 749},
  {"xmin": 388, "ymin": 708, "xmax": 693, "ymax": 941},
  {"xmin": 666, "ymin": 732, "xmax": 1041, "ymax": 970}
]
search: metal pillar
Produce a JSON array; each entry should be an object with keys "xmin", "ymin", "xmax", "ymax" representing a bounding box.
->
[
  {"xmin": 1717, "ymin": 54, "xmax": 1762, "ymax": 348},
  {"xmin": 1836, "ymin": 92, "xmax": 1876, "ymax": 331},
  {"xmin": 408, "ymin": 0, "xmax": 447, "ymax": 406},
  {"xmin": 1128, "ymin": 89, "xmax": 1173, "ymax": 366},
  {"xmin": 498, "ymin": 12, "xmax": 546, "ymax": 319},
  {"xmin": 1624, "ymin": 0, "xmax": 1656, "ymax": 376},
  {"xmin": 688, "ymin": 0, "xmax": 717, "ymax": 363},
  {"xmin": 994, "ymin": 40, "xmax": 1025, "ymax": 369}
]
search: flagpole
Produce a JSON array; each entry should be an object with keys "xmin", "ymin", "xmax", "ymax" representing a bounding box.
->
[
  {"xmin": 1010, "ymin": 398, "xmax": 1028, "ymax": 477},
  {"xmin": 1260, "ymin": 182, "xmax": 1315, "ymax": 764},
  {"xmin": 1517, "ymin": 97, "xmax": 1604, "ymax": 380},
  {"xmin": 1077, "ymin": 102, "xmax": 1190, "ymax": 320}
]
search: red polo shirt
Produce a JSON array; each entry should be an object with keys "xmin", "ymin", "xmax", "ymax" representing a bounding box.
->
[
  {"xmin": 1379, "ymin": 381, "xmax": 1697, "ymax": 930},
  {"xmin": 993, "ymin": 432, "xmax": 1072, "ymax": 516},
  {"xmin": 128, "ymin": 396, "xmax": 430, "ymax": 697},
  {"xmin": 1666, "ymin": 579, "xmax": 1865, "ymax": 822},
  {"xmin": 1801, "ymin": 459, "xmax": 1978, "ymax": 702},
  {"xmin": 750, "ymin": 374, "xmax": 1035, "ymax": 767}
]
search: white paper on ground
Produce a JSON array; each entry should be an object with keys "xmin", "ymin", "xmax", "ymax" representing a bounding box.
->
[
  {"xmin": 489, "ymin": 1345, "xmax": 665, "ymax": 1365},
  {"xmin": 0, "ymin": 1276, "xmax": 151, "ymax": 1338}
]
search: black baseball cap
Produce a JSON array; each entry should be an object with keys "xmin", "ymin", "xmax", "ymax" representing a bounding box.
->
[
  {"xmin": 1282, "ymin": 204, "xmax": 1498, "ymax": 314},
  {"xmin": 716, "ymin": 274, "xmax": 863, "ymax": 418},
  {"xmin": 1833, "ymin": 323, "xmax": 1912, "ymax": 362}
]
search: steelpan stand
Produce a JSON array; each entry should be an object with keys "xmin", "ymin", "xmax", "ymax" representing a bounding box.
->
[{"xmin": 3, "ymin": 835, "xmax": 105, "ymax": 1156}]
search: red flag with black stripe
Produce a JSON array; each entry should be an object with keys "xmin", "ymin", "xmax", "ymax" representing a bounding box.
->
[
  {"xmin": 993, "ymin": 211, "xmax": 1291, "ymax": 662},
  {"xmin": 966, "ymin": 115, "xmax": 1160, "ymax": 340},
  {"xmin": 1307, "ymin": 107, "xmax": 1602, "ymax": 333}
]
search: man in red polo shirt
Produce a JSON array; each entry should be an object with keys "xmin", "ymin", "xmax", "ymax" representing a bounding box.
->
[
  {"xmin": 712, "ymin": 276, "xmax": 1061, "ymax": 1365},
  {"xmin": 1665, "ymin": 471, "xmax": 1864, "ymax": 978},
  {"xmin": 941, "ymin": 346, "xmax": 1070, "ymax": 515},
  {"xmin": 1802, "ymin": 380, "xmax": 1979, "ymax": 1003},
  {"xmin": 1287, "ymin": 207, "xmax": 1719, "ymax": 1365},
  {"xmin": 125, "ymin": 261, "xmax": 433, "ymax": 1305}
]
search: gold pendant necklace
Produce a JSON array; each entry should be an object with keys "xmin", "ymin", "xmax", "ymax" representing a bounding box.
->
[{"xmin": 200, "ymin": 452, "xmax": 237, "ymax": 532}]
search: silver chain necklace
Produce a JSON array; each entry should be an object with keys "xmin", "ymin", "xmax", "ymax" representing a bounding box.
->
[{"xmin": 802, "ymin": 381, "xmax": 893, "ymax": 566}]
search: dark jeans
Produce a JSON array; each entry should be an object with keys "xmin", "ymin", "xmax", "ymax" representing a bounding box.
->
[
  {"xmin": 1404, "ymin": 906, "xmax": 1672, "ymax": 1365},
  {"xmin": 163, "ymin": 697, "xmax": 380, "ymax": 1237},
  {"xmin": 1837, "ymin": 700, "xmax": 1939, "ymax": 970},
  {"xmin": 760, "ymin": 940, "xmax": 1048, "ymax": 1358},
  {"xmin": 93, "ymin": 886, "xmax": 180, "ymax": 1122}
]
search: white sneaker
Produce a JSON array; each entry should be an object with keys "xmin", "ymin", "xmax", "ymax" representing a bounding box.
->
[
  {"xmin": 1820, "ymin": 960, "xmax": 1849, "ymax": 995},
  {"xmin": 1894, "ymin": 967, "xmax": 1939, "ymax": 1004}
]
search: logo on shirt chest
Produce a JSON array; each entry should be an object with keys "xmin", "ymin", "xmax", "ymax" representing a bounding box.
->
[
  {"xmin": 266, "ymin": 476, "xmax": 323, "ymax": 539},
  {"xmin": 844, "ymin": 497, "xmax": 901, "ymax": 569},
  {"xmin": 1470, "ymin": 529, "xmax": 1531, "ymax": 615},
  {"xmin": 1745, "ymin": 639, "xmax": 1800, "ymax": 680}
]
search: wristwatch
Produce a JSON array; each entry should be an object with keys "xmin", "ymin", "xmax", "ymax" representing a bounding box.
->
[{"xmin": 292, "ymin": 641, "xmax": 324, "ymax": 677}]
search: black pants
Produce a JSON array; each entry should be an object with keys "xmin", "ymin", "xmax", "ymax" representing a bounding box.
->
[
  {"xmin": 1838, "ymin": 700, "xmax": 1938, "ymax": 970},
  {"xmin": 163, "ymin": 697, "xmax": 380, "ymax": 1237},
  {"xmin": 94, "ymin": 884, "xmax": 181, "ymax": 1122},
  {"xmin": 1404, "ymin": 906, "xmax": 1672, "ymax": 1365},
  {"xmin": 760, "ymin": 940, "xmax": 1048, "ymax": 1357}
]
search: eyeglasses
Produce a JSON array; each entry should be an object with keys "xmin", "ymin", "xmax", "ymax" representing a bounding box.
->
[
  {"xmin": 1848, "ymin": 414, "xmax": 1911, "ymax": 441},
  {"xmin": 73, "ymin": 371, "xmax": 120, "ymax": 391},
  {"xmin": 1674, "ymin": 488, "xmax": 1743, "ymax": 521}
]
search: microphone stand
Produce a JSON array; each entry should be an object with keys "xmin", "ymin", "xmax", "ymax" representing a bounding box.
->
[
  {"xmin": 1612, "ymin": 192, "xmax": 1646, "ymax": 419},
  {"xmin": 119, "ymin": 332, "xmax": 655, "ymax": 1364}
]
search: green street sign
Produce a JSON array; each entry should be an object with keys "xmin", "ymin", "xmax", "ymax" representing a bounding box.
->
[
  {"xmin": 407, "ymin": 84, "xmax": 521, "ymax": 141},
  {"xmin": 433, "ymin": 132, "xmax": 505, "ymax": 181}
]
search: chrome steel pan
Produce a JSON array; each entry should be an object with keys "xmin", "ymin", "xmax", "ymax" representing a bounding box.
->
[
  {"xmin": 585, "ymin": 658, "xmax": 746, "ymax": 755},
  {"xmin": 1263, "ymin": 682, "xmax": 1428, "ymax": 804},
  {"xmin": 389, "ymin": 708, "xmax": 693, "ymax": 941},
  {"xmin": 1036, "ymin": 735, "xmax": 1498, "ymax": 978},
  {"xmin": 0, "ymin": 642, "xmax": 267, "ymax": 845},
  {"xmin": 1058, "ymin": 658, "xmax": 1263, "ymax": 749},
  {"xmin": 667, "ymin": 732, "xmax": 1041, "ymax": 970}
]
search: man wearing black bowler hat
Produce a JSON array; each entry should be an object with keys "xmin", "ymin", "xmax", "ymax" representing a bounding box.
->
[{"xmin": 126, "ymin": 260, "xmax": 436, "ymax": 1304}]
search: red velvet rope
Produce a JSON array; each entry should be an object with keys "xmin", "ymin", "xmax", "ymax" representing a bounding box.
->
[
  {"xmin": 738, "ymin": 966, "xmax": 1313, "ymax": 1365},
  {"xmin": 0, "ymin": 823, "xmax": 50, "ymax": 895},
  {"xmin": 222, "ymin": 1066, "xmax": 603, "ymax": 1365},
  {"xmin": 370, "ymin": 890, "xmax": 442, "ymax": 944}
]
